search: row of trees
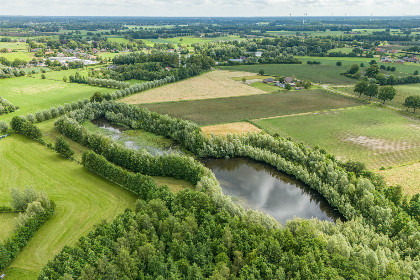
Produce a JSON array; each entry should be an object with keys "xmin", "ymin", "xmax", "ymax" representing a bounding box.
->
[
  {"xmin": 0, "ymin": 187, "xmax": 54, "ymax": 270},
  {"xmin": 68, "ymin": 73, "xmax": 132, "ymax": 89},
  {"xmin": 354, "ymin": 81, "xmax": 397, "ymax": 103}
]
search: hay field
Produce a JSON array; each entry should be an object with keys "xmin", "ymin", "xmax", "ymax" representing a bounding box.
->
[
  {"xmin": 201, "ymin": 122, "xmax": 261, "ymax": 136},
  {"xmin": 122, "ymin": 70, "xmax": 267, "ymax": 104},
  {"xmin": 379, "ymin": 163, "xmax": 420, "ymax": 195}
]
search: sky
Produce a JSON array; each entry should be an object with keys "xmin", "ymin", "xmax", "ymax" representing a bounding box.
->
[{"xmin": 0, "ymin": 0, "xmax": 419, "ymax": 17}]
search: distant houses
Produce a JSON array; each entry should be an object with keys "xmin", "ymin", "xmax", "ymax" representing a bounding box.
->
[{"xmin": 378, "ymin": 55, "xmax": 418, "ymax": 64}]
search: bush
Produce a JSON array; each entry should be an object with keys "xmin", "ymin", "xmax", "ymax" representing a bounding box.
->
[
  {"xmin": 0, "ymin": 120, "xmax": 8, "ymax": 133},
  {"xmin": 336, "ymin": 61, "xmax": 342, "ymax": 66},
  {"xmin": 55, "ymin": 136, "xmax": 74, "ymax": 159}
]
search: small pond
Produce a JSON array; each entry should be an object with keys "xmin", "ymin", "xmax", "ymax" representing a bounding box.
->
[
  {"xmin": 90, "ymin": 118, "xmax": 184, "ymax": 156},
  {"xmin": 203, "ymin": 158, "xmax": 343, "ymax": 223}
]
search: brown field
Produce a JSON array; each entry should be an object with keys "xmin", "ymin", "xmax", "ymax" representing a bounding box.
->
[
  {"xmin": 201, "ymin": 122, "xmax": 261, "ymax": 136},
  {"xmin": 379, "ymin": 163, "xmax": 420, "ymax": 196},
  {"xmin": 121, "ymin": 70, "xmax": 267, "ymax": 104}
]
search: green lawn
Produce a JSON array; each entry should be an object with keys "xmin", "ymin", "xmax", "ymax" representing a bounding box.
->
[
  {"xmin": 334, "ymin": 84, "xmax": 420, "ymax": 112},
  {"xmin": 0, "ymin": 76, "xmax": 114, "ymax": 122},
  {"xmin": 249, "ymin": 82, "xmax": 281, "ymax": 92},
  {"xmin": 0, "ymin": 135, "xmax": 137, "ymax": 279},
  {"xmin": 0, "ymin": 212, "xmax": 18, "ymax": 243},
  {"xmin": 222, "ymin": 64, "xmax": 357, "ymax": 85},
  {"xmin": 0, "ymin": 42, "xmax": 29, "ymax": 51},
  {"xmin": 0, "ymin": 51, "xmax": 34, "ymax": 62},
  {"xmin": 256, "ymin": 105, "xmax": 420, "ymax": 169},
  {"xmin": 140, "ymin": 89, "xmax": 365, "ymax": 125}
]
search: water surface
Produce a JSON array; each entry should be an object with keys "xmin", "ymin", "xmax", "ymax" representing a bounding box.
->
[{"xmin": 203, "ymin": 158, "xmax": 342, "ymax": 223}]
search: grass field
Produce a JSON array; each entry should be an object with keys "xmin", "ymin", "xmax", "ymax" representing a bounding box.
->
[
  {"xmin": 0, "ymin": 212, "xmax": 18, "ymax": 243},
  {"xmin": 122, "ymin": 70, "xmax": 267, "ymax": 104},
  {"xmin": 0, "ymin": 135, "xmax": 137, "ymax": 279},
  {"xmin": 0, "ymin": 42, "xmax": 29, "ymax": 51},
  {"xmin": 0, "ymin": 76, "xmax": 114, "ymax": 122},
  {"xmin": 221, "ymin": 64, "xmax": 357, "ymax": 85},
  {"xmin": 379, "ymin": 162, "xmax": 420, "ymax": 195},
  {"xmin": 335, "ymin": 84, "xmax": 420, "ymax": 111},
  {"xmin": 256, "ymin": 105, "xmax": 420, "ymax": 169},
  {"xmin": 0, "ymin": 51, "xmax": 34, "ymax": 62},
  {"xmin": 140, "ymin": 89, "xmax": 364, "ymax": 125}
]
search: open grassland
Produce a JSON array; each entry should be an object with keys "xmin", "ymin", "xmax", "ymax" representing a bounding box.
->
[
  {"xmin": 379, "ymin": 163, "xmax": 420, "ymax": 195},
  {"xmin": 335, "ymin": 84, "xmax": 420, "ymax": 111},
  {"xmin": 0, "ymin": 42, "xmax": 29, "ymax": 51},
  {"xmin": 140, "ymin": 89, "xmax": 364, "ymax": 125},
  {"xmin": 0, "ymin": 77, "xmax": 114, "ymax": 122},
  {"xmin": 122, "ymin": 70, "xmax": 267, "ymax": 104},
  {"xmin": 0, "ymin": 51, "xmax": 34, "ymax": 62},
  {"xmin": 0, "ymin": 135, "xmax": 137, "ymax": 279},
  {"xmin": 201, "ymin": 122, "xmax": 262, "ymax": 136},
  {"xmin": 0, "ymin": 213, "xmax": 18, "ymax": 243},
  {"xmin": 256, "ymin": 105, "xmax": 420, "ymax": 169},
  {"xmin": 155, "ymin": 35, "xmax": 244, "ymax": 45},
  {"xmin": 222, "ymin": 64, "xmax": 357, "ymax": 85}
]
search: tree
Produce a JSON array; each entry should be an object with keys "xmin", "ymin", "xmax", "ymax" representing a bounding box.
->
[
  {"xmin": 336, "ymin": 61, "xmax": 342, "ymax": 66},
  {"xmin": 0, "ymin": 121, "xmax": 8, "ymax": 133},
  {"xmin": 63, "ymin": 76, "xmax": 68, "ymax": 82},
  {"xmin": 414, "ymin": 70, "xmax": 419, "ymax": 75},
  {"xmin": 369, "ymin": 59, "xmax": 377, "ymax": 65},
  {"xmin": 242, "ymin": 78, "xmax": 246, "ymax": 83},
  {"xmin": 55, "ymin": 136, "xmax": 74, "ymax": 159},
  {"xmin": 403, "ymin": 95, "xmax": 420, "ymax": 112},
  {"xmin": 348, "ymin": 64, "xmax": 360, "ymax": 74},
  {"xmin": 258, "ymin": 69, "xmax": 265, "ymax": 76},
  {"xmin": 364, "ymin": 83, "xmax": 378, "ymax": 99},
  {"xmin": 354, "ymin": 81, "xmax": 368, "ymax": 96},
  {"xmin": 284, "ymin": 83, "xmax": 292, "ymax": 90},
  {"xmin": 378, "ymin": 86, "xmax": 396, "ymax": 104},
  {"xmin": 41, "ymin": 74, "xmax": 46, "ymax": 79},
  {"xmin": 360, "ymin": 63, "xmax": 364, "ymax": 67},
  {"xmin": 90, "ymin": 92, "xmax": 105, "ymax": 102},
  {"xmin": 365, "ymin": 64, "xmax": 379, "ymax": 78},
  {"xmin": 375, "ymin": 73, "xmax": 387, "ymax": 85}
]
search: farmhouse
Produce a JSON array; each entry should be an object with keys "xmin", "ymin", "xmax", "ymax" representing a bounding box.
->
[
  {"xmin": 380, "ymin": 57, "xmax": 393, "ymax": 63},
  {"xmin": 284, "ymin": 77, "xmax": 293, "ymax": 84},
  {"xmin": 263, "ymin": 78, "xmax": 275, "ymax": 83}
]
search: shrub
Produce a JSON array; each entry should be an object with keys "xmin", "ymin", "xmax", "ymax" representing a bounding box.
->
[{"xmin": 55, "ymin": 136, "xmax": 74, "ymax": 159}]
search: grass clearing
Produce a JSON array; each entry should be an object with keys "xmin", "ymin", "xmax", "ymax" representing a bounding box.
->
[
  {"xmin": 201, "ymin": 122, "xmax": 262, "ymax": 136},
  {"xmin": 122, "ymin": 70, "xmax": 267, "ymax": 104},
  {"xmin": 222, "ymin": 64, "xmax": 357, "ymax": 85},
  {"xmin": 0, "ymin": 212, "xmax": 19, "ymax": 243},
  {"xmin": 140, "ymin": 89, "xmax": 364, "ymax": 125},
  {"xmin": 0, "ymin": 135, "xmax": 137, "ymax": 279},
  {"xmin": 379, "ymin": 163, "xmax": 420, "ymax": 195},
  {"xmin": 256, "ymin": 105, "xmax": 420, "ymax": 169}
]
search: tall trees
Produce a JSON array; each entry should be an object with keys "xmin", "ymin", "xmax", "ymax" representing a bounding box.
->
[
  {"xmin": 364, "ymin": 83, "xmax": 378, "ymax": 99},
  {"xmin": 403, "ymin": 95, "xmax": 420, "ymax": 112},
  {"xmin": 354, "ymin": 81, "xmax": 368, "ymax": 96}
]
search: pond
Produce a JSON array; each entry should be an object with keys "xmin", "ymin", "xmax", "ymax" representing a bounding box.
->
[
  {"xmin": 203, "ymin": 158, "xmax": 343, "ymax": 223},
  {"xmin": 90, "ymin": 118, "xmax": 184, "ymax": 156}
]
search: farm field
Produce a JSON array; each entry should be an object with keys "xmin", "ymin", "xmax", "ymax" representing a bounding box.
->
[
  {"xmin": 155, "ymin": 35, "xmax": 244, "ymax": 45},
  {"xmin": 201, "ymin": 122, "xmax": 261, "ymax": 136},
  {"xmin": 334, "ymin": 84, "xmax": 420, "ymax": 111},
  {"xmin": 122, "ymin": 70, "xmax": 268, "ymax": 104},
  {"xmin": 379, "ymin": 162, "xmax": 420, "ymax": 195},
  {"xmin": 140, "ymin": 89, "xmax": 365, "ymax": 125},
  {"xmin": 0, "ymin": 212, "xmax": 18, "ymax": 243},
  {"xmin": 222, "ymin": 64, "xmax": 357, "ymax": 85},
  {"xmin": 0, "ymin": 51, "xmax": 34, "ymax": 62},
  {"xmin": 0, "ymin": 76, "xmax": 114, "ymax": 122},
  {"xmin": 256, "ymin": 105, "xmax": 420, "ymax": 169},
  {"xmin": 0, "ymin": 135, "xmax": 137, "ymax": 279}
]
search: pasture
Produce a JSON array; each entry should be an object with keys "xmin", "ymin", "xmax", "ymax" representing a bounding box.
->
[
  {"xmin": 0, "ymin": 76, "xmax": 114, "ymax": 122},
  {"xmin": 0, "ymin": 135, "xmax": 137, "ymax": 279},
  {"xmin": 256, "ymin": 105, "xmax": 420, "ymax": 169},
  {"xmin": 140, "ymin": 89, "xmax": 364, "ymax": 125},
  {"xmin": 122, "ymin": 70, "xmax": 267, "ymax": 104},
  {"xmin": 222, "ymin": 64, "xmax": 357, "ymax": 85}
]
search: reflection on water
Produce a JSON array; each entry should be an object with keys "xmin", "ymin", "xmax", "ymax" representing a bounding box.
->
[
  {"xmin": 203, "ymin": 158, "xmax": 343, "ymax": 223},
  {"xmin": 91, "ymin": 118, "xmax": 183, "ymax": 156}
]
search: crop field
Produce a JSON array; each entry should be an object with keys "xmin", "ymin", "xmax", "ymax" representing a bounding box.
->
[
  {"xmin": 334, "ymin": 84, "xmax": 420, "ymax": 111},
  {"xmin": 122, "ymin": 70, "xmax": 268, "ymax": 104},
  {"xmin": 379, "ymin": 163, "xmax": 420, "ymax": 195},
  {"xmin": 201, "ymin": 122, "xmax": 262, "ymax": 136},
  {"xmin": 222, "ymin": 64, "xmax": 357, "ymax": 85},
  {"xmin": 256, "ymin": 105, "xmax": 420, "ymax": 169},
  {"xmin": 0, "ymin": 76, "xmax": 114, "ymax": 122},
  {"xmin": 140, "ymin": 89, "xmax": 364, "ymax": 125},
  {"xmin": 0, "ymin": 212, "xmax": 18, "ymax": 243},
  {"xmin": 0, "ymin": 135, "xmax": 137, "ymax": 279}
]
